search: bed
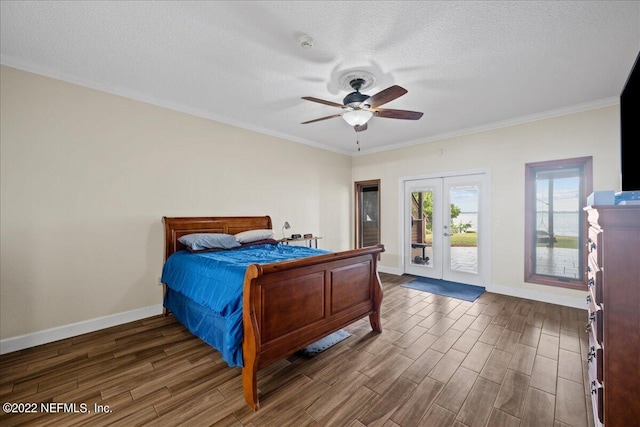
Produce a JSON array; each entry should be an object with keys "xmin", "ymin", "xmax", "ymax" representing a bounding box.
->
[{"xmin": 161, "ymin": 216, "xmax": 385, "ymax": 410}]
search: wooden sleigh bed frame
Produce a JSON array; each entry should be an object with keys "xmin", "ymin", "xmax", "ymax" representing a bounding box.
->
[{"xmin": 162, "ymin": 216, "xmax": 385, "ymax": 410}]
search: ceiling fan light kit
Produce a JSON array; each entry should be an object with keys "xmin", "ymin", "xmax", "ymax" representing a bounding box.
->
[{"xmin": 342, "ymin": 109, "xmax": 373, "ymax": 126}]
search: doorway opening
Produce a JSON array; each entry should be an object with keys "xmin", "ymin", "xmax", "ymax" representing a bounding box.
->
[
  {"xmin": 402, "ymin": 171, "xmax": 490, "ymax": 286},
  {"xmin": 355, "ymin": 180, "xmax": 380, "ymax": 248}
]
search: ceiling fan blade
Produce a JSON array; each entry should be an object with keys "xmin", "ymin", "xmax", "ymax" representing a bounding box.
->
[
  {"xmin": 361, "ymin": 85, "xmax": 408, "ymax": 109},
  {"xmin": 302, "ymin": 96, "xmax": 344, "ymax": 109},
  {"xmin": 373, "ymin": 108, "xmax": 423, "ymax": 120},
  {"xmin": 354, "ymin": 123, "xmax": 368, "ymax": 132},
  {"xmin": 301, "ymin": 113, "xmax": 342, "ymax": 124}
]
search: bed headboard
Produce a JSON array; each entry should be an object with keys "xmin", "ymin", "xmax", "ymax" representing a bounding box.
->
[{"xmin": 163, "ymin": 216, "xmax": 273, "ymax": 260}]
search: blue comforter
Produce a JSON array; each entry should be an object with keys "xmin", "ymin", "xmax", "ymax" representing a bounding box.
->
[{"xmin": 161, "ymin": 243, "xmax": 329, "ymax": 367}]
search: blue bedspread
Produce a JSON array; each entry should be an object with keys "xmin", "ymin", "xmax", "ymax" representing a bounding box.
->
[{"xmin": 161, "ymin": 243, "xmax": 329, "ymax": 367}]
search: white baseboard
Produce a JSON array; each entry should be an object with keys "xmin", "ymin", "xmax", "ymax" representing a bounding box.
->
[
  {"xmin": 486, "ymin": 283, "xmax": 587, "ymax": 310},
  {"xmin": 0, "ymin": 304, "xmax": 164, "ymax": 355},
  {"xmin": 377, "ymin": 265, "xmax": 403, "ymax": 275}
]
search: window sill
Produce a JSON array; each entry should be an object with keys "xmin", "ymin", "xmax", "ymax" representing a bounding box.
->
[{"xmin": 525, "ymin": 274, "xmax": 587, "ymax": 291}]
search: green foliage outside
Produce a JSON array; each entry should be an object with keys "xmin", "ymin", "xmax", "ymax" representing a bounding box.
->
[
  {"xmin": 536, "ymin": 235, "xmax": 579, "ymax": 249},
  {"xmin": 423, "ymin": 231, "xmax": 477, "ymax": 246},
  {"xmin": 416, "ymin": 191, "xmax": 476, "ymax": 246},
  {"xmin": 418, "ymin": 191, "xmax": 468, "ymax": 232}
]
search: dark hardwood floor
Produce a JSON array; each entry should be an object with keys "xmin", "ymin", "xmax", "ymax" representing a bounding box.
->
[{"xmin": 0, "ymin": 273, "xmax": 592, "ymax": 426}]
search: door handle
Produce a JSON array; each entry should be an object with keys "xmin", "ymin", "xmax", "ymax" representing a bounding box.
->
[{"xmin": 444, "ymin": 232, "xmax": 451, "ymax": 237}]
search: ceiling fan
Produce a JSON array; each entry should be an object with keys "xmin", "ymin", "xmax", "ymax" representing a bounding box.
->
[{"xmin": 301, "ymin": 77, "xmax": 423, "ymax": 132}]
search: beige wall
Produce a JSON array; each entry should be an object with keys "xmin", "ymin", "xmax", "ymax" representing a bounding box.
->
[
  {"xmin": 0, "ymin": 66, "xmax": 352, "ymax": 340},
  {"xmin": 352, "ymin": 105, "xmax": 621, "ymax": 304}
]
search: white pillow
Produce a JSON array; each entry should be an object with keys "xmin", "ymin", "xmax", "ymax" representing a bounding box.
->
[
  {"xmin": 178, "ymin": 233, "xmax": 241, "ymax": 251},
  {"xmin": 234, "ymin": 229, "xmax": 275, "ymax": 244}
]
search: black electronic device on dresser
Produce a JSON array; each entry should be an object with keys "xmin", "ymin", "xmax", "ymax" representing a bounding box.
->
[
  {"xmin": 584, "ymin": 205, "xmax": 640, "ymax": 427},
  {"xmin": 620, "ymin": 51, "xmax": 640, "ymax": 192}
]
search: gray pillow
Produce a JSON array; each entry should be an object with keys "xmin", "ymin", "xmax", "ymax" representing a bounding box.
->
[
  {"xmin": 234, "ymin": 229, "xmax": 275, "ymax": 244},
  {"xmin": 178, "ymin": 233, "xmax": 241, "ymax": 251}
]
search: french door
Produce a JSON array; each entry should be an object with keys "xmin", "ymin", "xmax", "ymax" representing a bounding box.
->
[{"xmin": 403, "ymin": 173, "xmax": 490, "ymax": 286}]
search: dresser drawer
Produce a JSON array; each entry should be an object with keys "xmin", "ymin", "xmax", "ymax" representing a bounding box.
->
[
  {"xmin": 587, "ymin": 227, "xmax": 602, "ymax": 266},
  {"xmin": 587, "ymin": 330, "xmax": 603, "ymax": 383},
  {"xmin": 586, "ymin": 254, "xmax": 603, "ymax": 306},
  {"xmin": 587, "ymin": 297, "xmax": 603, "ymax": 344}
]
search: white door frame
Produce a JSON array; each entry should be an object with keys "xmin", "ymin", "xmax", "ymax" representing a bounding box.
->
[{"xmin": 398, "ymin": 168, "xmax": 492, "ymax": 285}]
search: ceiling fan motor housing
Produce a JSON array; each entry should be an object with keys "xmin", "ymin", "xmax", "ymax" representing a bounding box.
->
[
  {"xmin": 344, "ymin": 92, "xmax": 370, "ymax": 108},
  {"xmin": 343, "ymin": 79, "xmax": 370, "ymax": 108}
]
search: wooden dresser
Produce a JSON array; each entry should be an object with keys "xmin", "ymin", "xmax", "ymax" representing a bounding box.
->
[{"xmin": 585, "ymin": 205, "xmax": 640, "ymax": 427}]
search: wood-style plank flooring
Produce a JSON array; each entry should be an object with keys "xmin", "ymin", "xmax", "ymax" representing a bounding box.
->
[{"xmin": 0, "ymin": 273, "xmax": 593, "ymax": 426}]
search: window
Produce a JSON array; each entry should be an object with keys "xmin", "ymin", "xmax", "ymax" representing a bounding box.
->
[
  {"xmin": 525, "ymin": 157, "xmax": 592, "ymax": 290},
  {"xmin": 355, "ymin": 180, "xmax": 380, "ymax": 248}
]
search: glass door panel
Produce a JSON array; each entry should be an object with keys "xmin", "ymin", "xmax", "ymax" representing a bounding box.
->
[
  {"xmin": 405, "ymin": 178, "xmax": 442, "ymax": 279},
  {"xmin": 443, "ymin": 176, "xmax": 483, "ymax": 284}
]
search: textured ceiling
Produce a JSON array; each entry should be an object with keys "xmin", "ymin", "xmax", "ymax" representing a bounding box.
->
[{"xmin": 1, "ymin": 1, "xmax": 639, "ymax": 155}]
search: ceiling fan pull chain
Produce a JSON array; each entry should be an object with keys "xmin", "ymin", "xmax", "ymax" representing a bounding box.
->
[{"xmin": 355, "ymin": 127, "xmax": 360, "ymax": 151}]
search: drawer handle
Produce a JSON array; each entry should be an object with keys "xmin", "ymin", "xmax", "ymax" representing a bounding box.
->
[
  {"xmin": 586, "ymin": 265, "xmax": 592, "ymax": 273},
  {"xmin": 589, "ymin": 312, "xmax": 596, "ymax": 323},
  {"xmin": 588, "ymin": 278, "xmax": 595, "ymax": 287},
  {"xmin": 586, "ymin": 294, "xmax": 592, "ymax": 303},
  {"xmin": 591, "ymin": 380, "xmax": 599, "ymax": 394},
  {"xmin": 588, "ymin": 346, "xmax": 596, "ymax": 362},
  {"xmin": 590, "ymin": 242, "xmax": 597, "ymax": 252}
]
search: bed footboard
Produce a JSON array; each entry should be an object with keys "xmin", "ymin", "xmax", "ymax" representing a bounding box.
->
[{"xmin": 241, "ymin": 244, "xmax": 384, "ymax": 410}]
